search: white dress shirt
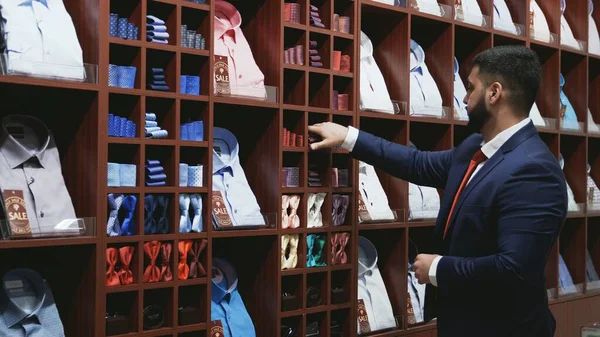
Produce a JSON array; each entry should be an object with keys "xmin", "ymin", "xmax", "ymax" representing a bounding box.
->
[
  {"xmin": 408, "ymin": 267, "xmax": 426, "ymax": 323},
  {"xmin": 410, "ymin": 40, "xmax": 444, "ymax": 117},
  {"xmin": 360, "ymin": 31, "xmax": 395, "ymax": 114},
  {"xmin": 530, "ymin": 102, "xmax": 547, "ymax": 127},
  {"xmin": 493, "ymin": 0, "xmax": 519, "ymax": 34},
  {"xmin": 587, "ymin": 109, "xmax": 600, "ymax": 133},
  {"xmin": 412, "ymin": 0, "xmax": 442, "ymax": 16},
  {"xmin": 358, "ymin": 236, "xmax": 397, "ymax": 333},
  {"xmin": 558, "ymin": 154, "xmax": 580, "ymax": 212},
  {"xmin": 560, "ymin": 0, "xmax": 580, "ymax": 49},
  {"xmin": 590, "ymin": 0, "xmax": 600, "ymax": 55},
  {"xmin": 457, "ymin": 0, "xmax": 485, "ymax": 26},
  {"xmin": 358, "ymin": 161, "xmax": 396, "ymax": 221},
  {"xmin": 530, "ymin": 0, "xmax": 552, "ymax": 43},
  {"xmin": 409, "ymin": 183, "xmax": 440, "ymax": 220},
  {"xmin": 453, "ymin": 57, "xmax": 469, "ymax": 120},
  {"xmin": 0, "ymin": 0, "xmax": 85, "ymax": 80}
]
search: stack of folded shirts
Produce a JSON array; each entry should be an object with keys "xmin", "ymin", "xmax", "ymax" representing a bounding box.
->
[
  {"xmin": 284, "ymin": 2, "xmax": 301, "ymax": 24},
  {"xmin": 282, "ymin": 127, "xmax": 304, "ymax": 147},
  {"xmin": 108, "ymin": 114, "xmax": 136, "ymax": 138},
  {"xmin": 282, "ymin": 167, "xmax": 300, "ymax": 187},
  {"xmin": 146, "ymin": 15, "xmax": 169, "ymax": 44},
  {"xmin": 148, "ymin": 68, "xmax": 169, "ymax": 91},
  {"xmin": 146, "ymin": 160, "xmax": 167, "ymax": 187},
  {"xmin": 308, "ymin": 165, "xmax": 322, "ymax": 187},
  {"xmin": 180, "ymin": 75, "xmax": 201, "ymax": 95},
  {"xmin": 108, "ymin": 163, "xmax": 137, "ymax": 187},
  {"xmin": 180, "ymin": 25, "xmax": 206, "ymax": 49},
  {"xmin": 109, "ymin": 64, "xmax": 136, "ymax": 89},
  {"xmin": 145, "ymin": 113, "xmax": 169, "ymax": 139},
  {"xmin": 309, "ymin": 41, "xmax": 323, "ymax": 67},
  {"xmin": 284, "ymin": 45, "xmax": 304, "ymax": 65},
  {"xmin": 332, "ymin": 51, "xmax": 351, "ymax": 72},
  {"xmin": 310, "ymin": 5, "xmax": 325, "ymax": 28},
  {"xmin": 110, "ymin": 13, "xmax": 139, "ymax": 40},
  {"xmin": 179, "ymin": 163, "xmax": 204, "ymax": 187},
  {"xmin": 181, "ymin": 121, "xmax": 204, "ymax": 141},
  {"xmin": 332, "ymin": 14, "xmax": 351, "ymax": 33}
]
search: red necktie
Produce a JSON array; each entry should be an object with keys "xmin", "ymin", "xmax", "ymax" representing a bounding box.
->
[{"xmin": 443, "ymin": 149, "xmax": 487, "ymax": 239}]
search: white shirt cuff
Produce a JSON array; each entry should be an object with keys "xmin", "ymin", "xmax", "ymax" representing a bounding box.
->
[
  {"xmin": 429, "ymin": 256, "xmax": 443, "ymax": 287},
  {"xmin": 341, "ymin": 126, "xmax": 359, "ymax": 152}
]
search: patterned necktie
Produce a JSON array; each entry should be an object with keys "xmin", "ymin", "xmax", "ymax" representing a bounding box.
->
[
  {"xmin": 190, "ymin": 194, "xmax": 203, "ymax": 232},
  {"xmin": 179, "ymin": 194, "xmax": 191, "ymax": 233},
  {"xmin": 179, "ymin": 163, "xmax": 189, "ymax": 187},
  {"xmin": 443, "ymin": 149, "xmax": 487, "ymax": 239},
  {"xmin": 107, "ymin": 194, "xmax": 124, "ymax": 236},
  {"xmin": 188, "ymin": 165, "xmax": 204, "ymax": 187}
]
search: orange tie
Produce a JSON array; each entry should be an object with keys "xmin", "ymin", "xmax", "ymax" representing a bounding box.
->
[{"xmin": 443, "ymin": 149, "xmax": 487, "ymax": 239}]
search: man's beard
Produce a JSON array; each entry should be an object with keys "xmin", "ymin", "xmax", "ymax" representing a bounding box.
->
[{"xmin": 466, "ymin": 95, "xmax": 490, "ymax": 133}]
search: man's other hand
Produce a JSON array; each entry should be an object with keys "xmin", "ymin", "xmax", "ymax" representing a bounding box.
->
[
  {"xmin": 307, "ymin": 122, "xmax": 348, "ymax": 150},
  {"xmin": 414, "ymin": 254, "xmax": 440, "ymax": 284}
]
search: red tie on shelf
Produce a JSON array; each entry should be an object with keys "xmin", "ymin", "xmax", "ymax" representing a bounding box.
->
[
  {"xmin": 178, "ymin": 240, "xmax": 193, "ymax": 280},
  {"xmin": 190, "ymin": 239, "xmax": 208, "ymax": 278},
  {"xmin": 160, "ymin": 243, "xmax": 173, "ymax": 282},
  {"xmin": 119, "ymin": 246, "xmax": 135, "ymax": 285},
  {"xmin": 443, "ymin": 149, "xmax": 487, "ymax": 239},
  {"xmin": 143, "ymin": 241, "xmax": 162, "ymax": 283},
  {"xmin": 106, "ymin": 248, "xmax": 120, "ymax": 286}
]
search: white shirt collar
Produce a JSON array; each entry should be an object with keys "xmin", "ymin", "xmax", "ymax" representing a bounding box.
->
[{"xmin": 480, "ymin": 117, "xmax": 531, "ymax": 159}]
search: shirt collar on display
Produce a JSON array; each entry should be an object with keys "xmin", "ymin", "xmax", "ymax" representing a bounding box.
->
[
  {"xmin": 480, "ymin": 117, "xmax": 531, "ymax": 159},
  {"xmin": 211, "ymin": 258, "xmax": 239, "ymax": 304},
  {"xmin": 1, "ymin": 268, "xmax": 48, "ymax": 328},
  {"xmin": 410, "ymin": 40, "xmax": 425, "ymax": 73},
  {"xmin": 453, "ymin": 57, "xmax": 459, "ymax": 77},
  {"xmin": 360, "ymin": 31, "xmax": 373, "ymax": 60},
  {"xmin": 559, "ymin": 73, "xmax": 565, "ymax": 89},
  {"xmin": 590, "ymin": 0, "xmax": 594, "ymax": 15},
  {"xmin": 358, "ymin": 236, "xmax": 378, "ymax": 276},
  {"xmin": 561, "ymin": 0, "xmax": 566, "ymax": 14},
  {"xmin": 212, "ymin": 127, "xmax": 239, "ymax": 175},
  {"xmin": 0, "ymin": 115, "xmax": 51, "ymax": 169},
  {"xmin": 214, "ymin": 0, "xmax": 242, "ymax": 42}
]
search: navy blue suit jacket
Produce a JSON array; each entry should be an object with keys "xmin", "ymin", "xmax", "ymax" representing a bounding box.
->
[{"xmin": 351, "ymin": 121, "xmax": 567, "ymax": 337}]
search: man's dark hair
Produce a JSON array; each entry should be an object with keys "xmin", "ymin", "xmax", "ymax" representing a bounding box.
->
[{"xmin": 472, "ymin": 45, "xmax": 541, "ymax": 116}]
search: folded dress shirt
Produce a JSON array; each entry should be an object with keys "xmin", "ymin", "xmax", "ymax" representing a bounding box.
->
[
  {"xmin": 212, "ymin": 127, "xmax": 265, "ymax": 227},
  {"xmin": 559, "ymin": 154, "xmax": 580, "ymax": 212},
  {"xmin": 357, "ymin": 236, "xmax": 397, "ymax": 334},
  {"xmin": 530, "ymin": 0, "xmax": 552, "ymax": 43},
  {"xmin": 457, "ymin": 0, "xmax": 485, "ymax": 26},
  {"xmin": 408, "ymin": 265, "xmax": 426, "ymax": 323},
  {"xmin": 529, "ymin": 102, "xmax": 547, "ymax": 127},
  {"xmin": 586, "ymin": 249, "xmax": 600, "ymax": 282},
  {"xmin": 358, "ymin": 161, "xmax": 396, "ymax": 222},
  {"xmin": 588, "ymin": 109, "xmax": 600, "ymax": 133},
  {"xmin": 359, "ymin": 31, "xmax": 395, "ymax": 114},
  {"xmin": 0, "ymin": 0, "xmax": 85, "ymax": 80},
  {"xmin": 211, "ymin": 258, "xmax": 256, "ymax": 337},
  {"xmin": 213, "ymin": 0, "xmax": 266, "ymax": 98},
  {"xmin": 410, "ymin": 40, "xmax": 444, "ymax": 117},
  {"xmin": 559, "ymin": 253, "xmax": 578, "ymax": 294},
  {"xmin": 0, "ymin": 268, "xmax": 65, "ymax": 337},
  {"xmin": 0, "ymin": 115, "xmax": 79, "ymax": 237},
  {"xmin": 411, "ymin": 0, "xmax": 442, "ymax": 16},
  {"xmin": 453, "ymin": 57, "xmax": 468, "ymax": 120},
  {"xmin": 590, "ymin": 0, "xmax": 600, "ymax": 55},
  {"xmin": 560, "ymin": 0, "xmax": 581, "ymax": 49},
  {"xmin": 493, "ymin": 0, "xmax": 519, "ymax": 34}
]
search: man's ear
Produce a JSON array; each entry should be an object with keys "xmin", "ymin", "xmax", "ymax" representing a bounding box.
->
[{"xmin": 489, "ymin": 82, "xmax": 503, "ymax": 105}]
